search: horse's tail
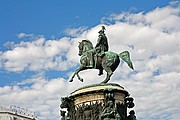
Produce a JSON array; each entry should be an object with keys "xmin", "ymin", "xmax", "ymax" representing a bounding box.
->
[{"xmin": 119, "ymin": 51, "xmax": 134, "ymax": 70}]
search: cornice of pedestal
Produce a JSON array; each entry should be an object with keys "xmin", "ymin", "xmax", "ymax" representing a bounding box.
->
[{"xmin": 70, "ymin": 83, "xmax": 129, "ymax": 97}]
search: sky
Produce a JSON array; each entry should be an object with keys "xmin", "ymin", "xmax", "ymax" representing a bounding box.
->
[{"xmin": 0, "ymin": 0, "xmax": 180, "ymax": 120}]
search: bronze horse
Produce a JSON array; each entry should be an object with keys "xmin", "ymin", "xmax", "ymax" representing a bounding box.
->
[{"xmin": 69, "ymin": 40, "xmax": 134, "ymax": 83}]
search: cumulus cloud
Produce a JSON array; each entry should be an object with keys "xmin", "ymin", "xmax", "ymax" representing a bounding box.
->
[
  {"xmin": 0, "ymin": 2, "xmax": 180, "ymax": 120},
  {"xmin": 0, "ymin": 75, "xmax": 68, "ymax": 119},
  {"xmin": 0, "ymin": 37, "xmax": 80, "ymax": 72}
]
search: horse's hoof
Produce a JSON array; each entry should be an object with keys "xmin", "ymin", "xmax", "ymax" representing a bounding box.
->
[
  {"xmin": 69, "ymin": 79, "xmax": 73, "ymax": 82},
  {"xmin": 100, "ymin": 81, "xmax": 106, "ymax": 84},
  {"xmin": 79, "ymin": 78, "xmax": 83, "ymax": 82},
  {"xmin": 100, "ymin": 82, "xmax": 106, "ymax": 84},
  {"xmin": 101, "ymin": 79, "xmax": 109, "ymax": 84},
  {"xmin": 98, "ymin": 73, "xmax": 103, "ymax": 76}
]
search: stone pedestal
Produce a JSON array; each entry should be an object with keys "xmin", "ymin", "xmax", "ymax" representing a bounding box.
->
[{"xmin": 60, "ymin": 83, "xmax": 135, "ymax": 120}]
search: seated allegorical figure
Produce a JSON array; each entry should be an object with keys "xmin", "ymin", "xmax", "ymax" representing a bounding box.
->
[{"xmin": 100, "ymin": 101, "xmax": 116, "ymax": 120}]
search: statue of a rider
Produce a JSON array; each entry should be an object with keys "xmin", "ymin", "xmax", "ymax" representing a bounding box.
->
[
  {"xmin": 69, "ymin": 26, "xmax": 134, "ymax": 83},
  {"xmin": 87, "ymin": 26, "xmax": 109, "ymax": 76}
]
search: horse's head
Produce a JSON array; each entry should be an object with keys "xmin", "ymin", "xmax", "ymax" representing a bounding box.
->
[
  {"xmin": 78, "ymin": 40, "xmax": 93, "ymax": 56},
  {"xmin": 78, "ymin": 41, "xmax": 84, "ymax": 56}
]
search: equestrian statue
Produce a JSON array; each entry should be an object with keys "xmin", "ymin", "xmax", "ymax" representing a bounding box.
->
[{"xmin": 69, "ymin": 26, "xmax": 134, "ymax": 83}]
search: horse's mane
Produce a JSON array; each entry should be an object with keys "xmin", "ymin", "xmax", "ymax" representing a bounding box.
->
[{"xmin": 82, "ymin": 39, "xmax": 93, "ymax": 48}]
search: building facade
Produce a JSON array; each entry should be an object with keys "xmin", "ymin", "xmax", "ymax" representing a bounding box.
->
[{"xmin": 0, "ymin": 105, "xmax": 38, "ymax": 120}]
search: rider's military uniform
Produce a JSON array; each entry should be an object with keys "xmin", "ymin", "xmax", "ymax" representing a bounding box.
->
[
  {"xmin": 88, "ymin": 26, "xmax": 109, "ymax": 76},
  {"xmin": 95, "ymin": 27, "xmax": 109, "ymax": 57}
]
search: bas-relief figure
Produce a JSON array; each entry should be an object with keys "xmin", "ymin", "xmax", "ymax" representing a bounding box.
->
[
  {"xmin": 127, "ymin": 110, "xmax": 137, "ymax": 120},
  {"xmin": 69, "ymin": 26, "xmax": 134, "ymax": 83},
  {"xmin": 60, "ymin": 97, "xmax": 75, "ymax": 119},
  {"xmin": 60, "ymin": 110, "xmax": 66, "ymax": 120},
  {"xmin": 100, "ymin": 101, "xmax": 116, "ymax": 120}
]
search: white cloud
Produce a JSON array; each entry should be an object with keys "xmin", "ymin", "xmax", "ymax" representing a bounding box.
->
[
  {"xmin": 0, "ymin": 75, "xmax": 71, "ymax": 120},
  {"xmin": 0, "ymin": 2, "xmax": 180, "ymax": 120},
  {"xmin": 17, "ymin": 33, "xmax": 34, "ymax": 39},
  {"xmin": 0, "ymin": 37, "xmax": 79, "ymax": 72},
  {"xmin": 64, "ymin": 26, "xmax": 88, "ymax": 37}
]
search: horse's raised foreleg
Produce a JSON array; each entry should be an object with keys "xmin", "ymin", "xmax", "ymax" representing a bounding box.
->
[
  {"xmin": 69, "ymin": 66, "xmax": 84, "ymax": 82},
  {"xmin": 101, "ymin": 66, "xmax": 113, "ymax": 83},
  {"xmin": 69, "ymin": 72, "xmax": 76, "ymax": 82}
]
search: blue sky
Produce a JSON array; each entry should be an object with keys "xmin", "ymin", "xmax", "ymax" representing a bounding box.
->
[
  {"xmin": 0, "ymin": 0, "xmax": 169, "ymax": 44},
  {"xmin": 0, "ymin": 0, "xmax": 180, "ymax": 120}
]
